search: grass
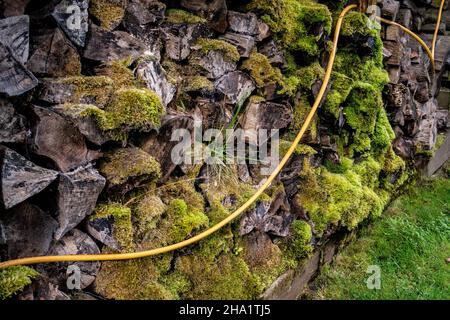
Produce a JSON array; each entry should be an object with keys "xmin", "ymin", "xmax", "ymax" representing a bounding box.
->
[{"xmin": 312, "ymin": 174, "xmax": 450, "ymax": 300}]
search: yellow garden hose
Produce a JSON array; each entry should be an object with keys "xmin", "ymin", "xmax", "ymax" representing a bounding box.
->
[
  {"xmin": 0, "ymin": 1, "xmax": 444, "ymax": 269},
  {"xmin": 432, "ymin": 0, "xmax": 446, "ymax": 59}
]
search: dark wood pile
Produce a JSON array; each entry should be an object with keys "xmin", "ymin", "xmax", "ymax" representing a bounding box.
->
[
  {"xmin": 0, "ymin": 0, "xmax": 448, "ymax": 300},
  {"xmin": 380, "ymin": 0, "xmax": 449, "ymax": 159}
]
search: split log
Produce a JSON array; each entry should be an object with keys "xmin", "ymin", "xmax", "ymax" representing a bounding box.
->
[
  {"xmin": 0, "ymin": 15, "xmax": 30, "ymax": 64},
  {"xmin": 17, "ymin": 276, "xmax": 70, "ymax": 300},
  {"xmin": 54, "ymin": 165, "xmax": 106, "ymax": 240},
  {"xmin": 396, "ymin": 9, "xmax": 413, "ymax": 29},
  {"xmin": 0, "ymin": 146, "xmax": 58, "ymax": 209},
  {"xmin": 28, "ymin": 27, "xmax": 81, "ymax": 77},
  {"xmin": 0, "ymin": 202, "xmax": 58, "ymax": 260},
  {"xmin": 0, "ymin": 42, "xmax": 38, "ymax": 96},
  {"xmin": 28, "ymin": 105, "xmax": 100, "ymax": 172},
  {"xmin": 190, "ymin": 48, "xmax": 237, "ymax": 79},
  {"xmin": 123, "ymin": 1, "xmax": 165, "ymax": 58},
  {"xmin": 162, "ymin": 24, "xmax": 213, "ymax": 61},
  {"xmin": 124, "ymin": 0, "xmax": 165, "ymax": 32},
  {"xmin": 426, "ymin": 132, "xmax": 450, "ymax": 176},
  {"xmin": 194, "ymin": 98, "xmax": 231, "ymax": 131},
  {"xmin": 414, "ymin": 99, "xmax": 438, "ymax": 150},
  {"xmin": 258, "ymin": 40, "xmax": 287, "ymax": 69},
  {"xmin": 227, "ymin": 11, "xmax": 259, "ymax": 36},
  {"xmin": 83, "ymin": 24, "xmax": 146, "ymax": 62},
  {"xmin": 51, "ymin": 104, "xmax": 108, "ymax": 146},
  {"xmin": 86, "ymin": 214, "xmax": 121, "ymax": 251},
  {"xmin": 215, "ymin": 71, "xmax": 255, "ymax": 104},
  {"xmin": 52, "ymin": 0, "xmax": 89, "ymax": 47},
  {"xmin": 414, "ymin": 81, "xmax": 431, "ymax": 103},
  {"xmin": 0, "ymin": 98, "xmax": 27, "ymax": 144},
  {"xmin": 219, "ymin": 32, "xmax": 255, "ymax": 58},
  {"xmin": 240, "ymin": 188, "xmax": 292, "ymax": 237},
  {"xmin": 36, "ymin": 77, "xmax": 114, "ymax": 108},
  {"xmin": 240, "ymin": 98, "xmax": 293, "ymax": 145},
  {"xmin": 380, "ymin": 0, "xmax": 400, "ymax": 21},
  {"xmin": 135, "ymin": 58, "xmax": 176, "ymax": 107},
  {"xmin": 383, "ymin": 40, "xmax": 403, "ymax": 66}
]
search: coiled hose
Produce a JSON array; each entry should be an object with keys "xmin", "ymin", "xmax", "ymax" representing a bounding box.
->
[{"xmin": 0, "ymin": 1, "xmax": 444, "ymax": 269}]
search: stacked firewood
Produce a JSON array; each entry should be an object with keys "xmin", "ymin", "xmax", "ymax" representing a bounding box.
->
[
  {"xmin": 0, "ymin": 0, "xmax": 448, "ymax": 300},
  {"xmin": 380, "ymin": 0, "xmax": 449, "ymax": 159}
]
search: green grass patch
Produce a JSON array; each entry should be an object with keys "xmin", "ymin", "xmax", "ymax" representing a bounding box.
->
[{"xmin": 313, "ymin": 177, "xmax": 450, "ymax": 300}]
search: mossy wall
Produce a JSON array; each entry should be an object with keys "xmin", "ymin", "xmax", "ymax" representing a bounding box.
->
[
  {"xmin": 0, "ymin": 0, "xmax": 437, "ymax": 299},
  {"xmin": 89, "ymin": 2, "xmax": 412, "ymax": 300}
]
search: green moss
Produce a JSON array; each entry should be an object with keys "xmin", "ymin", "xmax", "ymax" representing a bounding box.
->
[
  {"xmin": 159, "ymin": 272, "xmax": 191, "ymax": 299},
  {"xmin": 89, "ymin": 0, "xmax": 125, "ymax": 30},
  {"xmin": 166, "ymin": 199, "xmax": 209, "ymax": 243},
  {"xmin": 279, "ymin": 61, "xmax": 325, "ymax": 96},
  {"xmin": 196, "ymin": 38, "xmax": 241, "ymax": 62},
  {"xmin": 87, "ymin": 88, "xmax": 164, "ymax": 141},
  {"xmin": 290, "ymin": 220, "xmax": 313, "ymax": 259},
  {"xmin": 379, "ymin": 146, "xmax": 409, "ymax": 192},
  {"xmin": 99, "ymin": 147, "xmax": 161, "ymax": 187},
  {"xmin": 134, "ymin": 194, "xmax": 166, "ymax": 239},
  {"xmin": 342, "ymin": 83, "xmax": 388, "ymax": 156},
  {"xmin": 201, "ymin": 175, "xmax": 256, "ymax": 224},
  {"xmin": 434, "ymin": 133, "xmax": 447, "ymax": 151},
  {"xmin": 322, "ymin": 26, "xmax": 387, "ymax": 121},
  {"xmin": 296, "ymin": 157, "xmax": 386, "ymax": 235},
  {"xmin": 341, "ymin": 11, "xmax": 379, "ymax": 37},
  {"xmin": 340, "ymin": 12, "xmax": 383, "ymax": 63},
  {"xmin": 59, "ymin": 76, "xmax": 114, "ymax": 108},
  {"xmin": 138, "ymin": 181, "xmax": 209, "ymax": 249},
  {"xmin": 184, "ymin": 76, "xmax": 214, "ymax": 92},
  {"xmin": 383, "ymin": 147, "xmax": 406, "ymax": 174},
  {"xmin": 333, "ymin": 51, "xmax": 387, "ymax": 88},
  {"xmin": 241, "ymin": 51, "xmax": 284, "ymax": 88},
  {"xmin": 81, "ymin": 87, "xmax": 164, "ymax": 142},
  {"xmin": 162, "ymin": 179, "xmax": 205, "ymax": 212},
  {"xmin": 174, "ymin": 235, "xmax": 259, "ymax": 299},
  {"xmin": 247, "ymin": 0, "xmax": 332, "ymax": 56},
  {"xmin": 344, "ymin": 83, "xmax": 380, "ymax": 131},
  {"xmin": 0, "ymin": 266, "xmax": 39, "ymax": 300},
  {"xmin": 161, "ymin": 59, "xmax": 181, "ymax": 85},
  {"xmin": 298, "ymin": 61, "xmax": 325, "ymax": 89},
  {"xmin": 96, "ymin": 59, "xmax": 137, "ymax": 89},
  {"xmin": 104, "ymin": 88, "xmax": 163, "ymax": 131},
  {"xmin": 246, "ymin": 250, "xmax": 287, "ymax": 294},
  {"xmin": 372, "ymin": 108, "xmax": 396, "ymax": 152},
  {"xmin": 95, "ymin": 255, "xmax": 175, "ymax": 300},
  {"xmin": 279, "ymin": 140, "xmax": 317, "ymax": 158},
  {"xmin": 165, "ymin": 9, "xmax": 207, "ymax": 24},
  {"xmin": 279, "ymin": 75, "xmax": 301, "ymax": 97},
  {"xmin": 320, "ymin": 0, "xmax": 347, "ymax": 12},
  {"xmin": 323, "ymin": 72, "xmax": 353, "ymax": 119},
  {"xmin": 353, "ymin": 156, "xmax": 382, "ymax": 187},
  {"xmin": 91, "ymin": 203, "xmax": 133, "ymax": 251},
  {"xmin": 288, "ymin": 95, "xmax": 318, "ymax": 142}
]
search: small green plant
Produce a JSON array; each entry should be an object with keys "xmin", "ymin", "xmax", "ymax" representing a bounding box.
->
[{"xmin": 0, "ymin": 266, "xmax": 39, "ymax": 300}]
